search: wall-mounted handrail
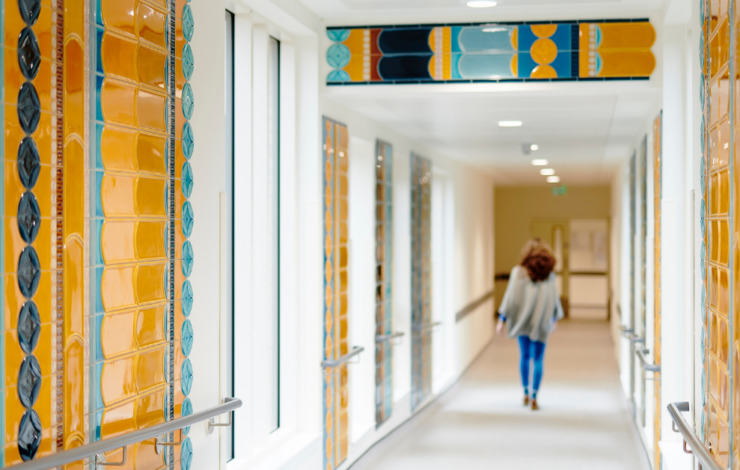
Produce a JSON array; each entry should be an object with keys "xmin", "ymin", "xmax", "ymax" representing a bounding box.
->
[
  {"xmin": 621, "ymin": 325, "xmax": 634, "ymax": 337},
  {"xmin": 667, "ymin": 401, "xmax": 724, "ymax": 470},
  {"xmin": 322, "ymin": 346, "xmax": 364, "ymax": 368},
  {"xmin": 635, "ymin": 347, "xmax": 661, "ymax": 372},
  {"xmin": 413, "ymin": 321, "xmax": 442, "ymax": 333},
  {"xmin": 5, "ymin": 397, "xmax": 242, "ymax": 470},
  {"xmin": 376, "ymin": 332, "xmax": 405, "ymax": 343}
]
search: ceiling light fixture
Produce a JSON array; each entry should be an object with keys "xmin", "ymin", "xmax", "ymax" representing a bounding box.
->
[
  {"xmin": 531, "ymin": 159, "xmax": 548, "ymax": 166},
  {"xmin": 540, "ymin": 168, "xmax": 555, "ymax": 176},
  {"xmin": 498, "ymin": 120, "xmax": 522, "ymax": 128},
  {"xmin": 530, "ymin": 144, "xmax": 539, "ymax": 151},
  {"xmin": 547, "ymin": 176, "xmax": 561, "ymax": 183},
  {"xmin": 467, "ymin": 0, "xmax": 497, "ymax": 7},
  {"xmin": 482, "ymin": 27, "xmax": 507, "ymax": 33}
]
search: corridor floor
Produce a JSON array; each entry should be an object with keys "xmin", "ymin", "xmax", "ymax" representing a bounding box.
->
[{"xmin": 352, "ymin": 320, "xmax": 651, "ymax": 470}]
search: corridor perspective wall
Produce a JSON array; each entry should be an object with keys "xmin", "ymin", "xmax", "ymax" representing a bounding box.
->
[
  {"xmin": 0, "ymin": 0, "xmax": 197, "ymax": 467},
  {"xmin": 699, "ymin": 0, "xmax": 738, "ymax": 466}
]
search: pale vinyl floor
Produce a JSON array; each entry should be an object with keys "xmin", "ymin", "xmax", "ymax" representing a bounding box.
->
[{"xmin": 351, "ymin": 320, "xmax": 652, "ymax": 470}]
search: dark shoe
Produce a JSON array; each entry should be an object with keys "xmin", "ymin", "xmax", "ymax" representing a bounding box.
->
[
  {"xmin": 523, "ymin": 395, "xmax": 530, "ymax": 406},
  {"xmin": 531, "ymin": 399, "xmax": 539, "ymax": 411}
]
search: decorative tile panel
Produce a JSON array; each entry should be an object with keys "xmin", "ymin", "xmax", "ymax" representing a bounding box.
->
[
  {"xmin": 374, "ymin": 140, "xmax": 393, "ymax": 427},
  {"xmin": 410, "ymin": 154, "xmax": 431, "ymax": 411},
  {"xmin": 701, "ymin": 0, "xmax": 733, "ymax": 466},
  {"xmin": 322, "ymin": 117, "xmax": 350, "ymax": 470},
  {"xmin": 651, "ymin": 111, "xmax": 662, "ymax": 470},
  {"xmin": 0, "ymin": 0, "xmax": 194, "ymax": 467},
  {"xmin": 326, "ymin": 19, "xmax": 655, "ymax": 85}
]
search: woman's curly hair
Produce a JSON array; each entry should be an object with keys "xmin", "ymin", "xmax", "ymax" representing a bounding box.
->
[{"xmin": 520, "ymin": 238, "xmax": 556, "ymax": 282}]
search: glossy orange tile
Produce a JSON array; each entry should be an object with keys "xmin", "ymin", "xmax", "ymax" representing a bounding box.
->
[
  {"xmin": 5, "ymin": 5, "xmax": 55, "ymax": 60},
  {"xmin": 63, "ymin": 237, "xmax": 85, "ymax": 338},
  {"xmin": 137, "ymin": 3, "xmax": 167, "ymax": 50},
  {"xmin": 64, "ymin": 337, "xmax": 85, "ymax": 442},
  {"xmin": 136, "ymin": 347, "xmax": 166, "ymax": 392},
  {"xmin": 101, "ymin": 174, "xmax": 136, "ymax": 217},
  {"xmin": 100, "ymin": 126, "xmax": 137, "ymax": 172},
  {"xmin": 100, "ymin": 79, "xmax": 137, "ymax": 127},
  {"xmin": 136, "ymin": 439, "xmax": 166, "ymax": 469},
  {"xmin": 101, "ymin": 266, "xmax": 136, "ymax": 312},
  {"xmin": 136, "ymin": 89, "xmax": 167, "ymax": 132},
  {"xmin": 4, "ymin": 217, "xmax": 24, "ymax": 274},
  {"xmin": 101, "ymin": 355, "xmax": 137, "ymax": 407},
  {"xmin": 101, "ymin": 0, "xmax": 137, "ymax": 37},
  {"xmin": 135, "ymin": 264, "xmax": 166, "ymax": 304},
  {"xmin": 64, "ymin": 0, "xmax": 86, "ymax": 41},
  {"xmin": 135, "ymin": 221, "xmax": 166, "ymax": 260},
  {"xmin": 136, "ymin": 305, "xmax": 166, "ymax": 348},
  {"xmin": 136, "ymin": 133, "xmax": 167, "ymax": 175},
  {"xmin": 136, "ymin": 389, "xmax": 166, "ymax": 430},
  {"xmin": 101, "ymin": 311, "xmax": 136, "ymax": 359},
  {"xmin": 137, "ymin": 46, "xmax": 167, "ymax": 91},
  {"xmin": 135, "ymin": 177, "xmax": 166, "ymax": 217},
  {"xmin": 63, "ymin": 139, "xmax": 85, "ymax": 237},
  {"xmin": 101, "ymin": 32, "xmax": 138, "ymax": 82},
  {"xmin": 101, "ymin": 221, "xmax": 136, "ymax": 264},
  {"xmin": 100, "ymin": 399, "xmax": 136, "ymax": 438}
]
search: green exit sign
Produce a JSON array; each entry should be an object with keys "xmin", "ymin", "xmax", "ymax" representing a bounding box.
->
[{"xmin": 552, "ymin": 185, "xmax": 567, "ymax": 196}]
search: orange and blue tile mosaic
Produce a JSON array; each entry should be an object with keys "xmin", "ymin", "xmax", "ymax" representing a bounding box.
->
[
  {"xmin": 326, "ymin": 19, "xmax": 655, "ymax": 84},
  {"xmin": 0, "ymin": 0, "xmax": 195, "ymax": 467}
]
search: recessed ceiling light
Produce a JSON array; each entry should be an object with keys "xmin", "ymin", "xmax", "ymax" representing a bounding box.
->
[
  {"xmin": 547, "ymin": 176, "xmax": 561, "ymax": 183},
  {"xmin": 498, "ymin": 120, "xmax": 522, "ymax": 128},
  {"xmin": 531, "ymin": 159, "xmax": 548, "ymax": 166},
  {"xmin": 530, "ymin": 144, "xmax": 539, "ymax": 151},
  {"xmin": 540, "ymin": 168, "xmax": 555, "ymax": 176},
  {"xmin": 467, "ymin": 0, "xmax": 497, "ymax": 7}
]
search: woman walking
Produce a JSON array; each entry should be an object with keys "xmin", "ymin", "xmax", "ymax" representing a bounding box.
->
[{"xmin": 496, "ymin": 238, "xmax": 564, "ymax": 410}]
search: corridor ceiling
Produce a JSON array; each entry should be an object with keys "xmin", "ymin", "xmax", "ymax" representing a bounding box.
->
[{"xmin": 303, "ymin": 0, "xmax": 665, "ymax": 185}]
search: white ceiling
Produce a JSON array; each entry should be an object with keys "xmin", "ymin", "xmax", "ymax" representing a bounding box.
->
[{"xmin": 305, "ymin": 0, "xmax": 665, "ymax": 186}]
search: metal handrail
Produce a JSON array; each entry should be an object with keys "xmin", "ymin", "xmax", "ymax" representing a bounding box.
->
[
  {"xmin": 667, "ymin": 402, "xmax": 724, "ymax": 470},
  {"xmin": 635, "ymin": 347, "xmax": 661, "ymax": 372},
  {"xmin": 376, "ymin": 332, "xmax": 405, "ymax": 343},
  {"xmin": 413, "ymin": 321, "xmax": 442, "ymax": 332},
  {"xmin": 620, "ymin": 325, "xmax": 634, "ymax": 337},
  {"xmin": 6, "ymin": 397, "xmax": 242, "ymax": 470},
  {"xmin": 322, "ymin": 346, "xmax": 365, "ymax": 368}
]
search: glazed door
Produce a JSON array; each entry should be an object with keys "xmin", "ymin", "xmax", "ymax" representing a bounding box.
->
[
  {"xmin": 410, "ymin": 154, "xmax": 432, "ymax": 412},
  {"xmin": 650, "ymin": 111, "xmax": 662, "ymax": 470},
  {"xmin": 322, "ymin": 117, "xmax": 351, "ymax": 470}
]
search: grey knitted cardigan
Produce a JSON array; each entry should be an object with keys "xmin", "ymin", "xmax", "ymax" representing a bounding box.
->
[{"xmin": 498, "ymin": 266, "xmax": 564, "ymax": 343}]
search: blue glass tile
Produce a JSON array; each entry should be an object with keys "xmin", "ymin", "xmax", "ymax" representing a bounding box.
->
[
  {"xmin": 182, "ymin": 83, "xmax": 194, "ymax": 120},
  {"xmin": 181, "ymin": 398, "xmax": 193, "ymax": 435},
  {"xmin": 95, "ymin": 0, "xmax": 103, "ymax": 26},
  {"xmin": 17, "ymin": 355, "xmax": 42, "ymax": 408},
  {"xmin": 93, "ymin": 313, "xmax": 104, "ymax": 364},
  {"xmin": 327, "ymin": 44, "xmax": 351, "ymax": 69},
  {"xmin": 378, "ymin": 28, "xmax": 432, "ymax": 55},
  {"xmin": 182, "ymin": 163, "xmax": 193, "ymax": 199},
  {"xmin": 94, "ymin": 267, "xmax": 104, "ymax": 314},
  {"xmin": 327, "ymin": 29, "xmax": 350, "ymax": 42},
  {"xmin": 95, "ymin": 75, "xmax": 105, "ymax": 122},
  {"xmin": 183, "ymin": 4, "xmax": 194, "ymax": 42},
  {"xmin": 327, "ymin": 70, "xmax": 351, "ymax": 82},
  {"xmin": 18, "ymin": 27, "xmax": 40, "ymax": 80},
  {"xmin": 182, "ymin": 201, "xmax": 194, "ymax": 238},
  {"xmin": 96, "ymin": 28, "xmax": 104, "ymax": 76},
  {"xmin": 18, "ymin": 0, "xmax": 41, "ymax": 26},
  {"xmin": 182, "ymin": 122, "xmax": 194, "ymax": 160},
  {"xmin": 516, "ymin": 53, "xmax": 537, "ymax": 78},
  {"xmin": 17, "ymin": 137, "xmax": 40, "ymax": 189},
  {"xmin": 182, "ymin": 280, "xmax": 193, "ymax": 317},
  {"xmin": 17, "ymin": 83, "xmax": 40, "ymax": 134},
  {"xmin": 450, "ymin": 27, "xmax": 464, "ymax": 53},
  {"xmin": 458, "ymin": 26, "xmax": 515, "ymax": 53},
  {"xmin": 182, "ymin": 241, "xmax": 193, "ymax": 277},
  {"xmin": 18, "ymin": 191, "xmax": 41, "ymax": 244},
  {"xmin": 458, "ymin": 53, "xmax": 515, "ymax": 79},
  {"xmin": 700, "ymin": 117, "xmax": 706, "ymax": 154},
  {"xmin": 181, "ymin": 359, "xmax": 193, "ymax": 395},
  {"xmin": 181, "ymin": 438, "xmax": 193, "ymax": 470},
  {"xmin": 182, "ymin": 44, "xmax": 194, "ymax": 80},
  {"xmin": 378, "ymin": 56, "xmax": 432, "ymax": 81},
  {"xmin": 700, "ymin": 74, "xmax": 705, "ymax": 109},
  {"xmin": 549, "ymin": 24, "xmax": 572, "ymax": 50},
  {"xmin": 18, "ymin": 246, "xmax": 40, "ymax": 298},
  {"xmin": 18, "ymin": 409, "xmax": 42, "ymax": 461},
  {"xmin": 182, "ymin": 320, "xmax": 193, "ymax": 357},
  {"xmin": 17, "ymin": 301, "xmax": 40, "ymax": 354}
]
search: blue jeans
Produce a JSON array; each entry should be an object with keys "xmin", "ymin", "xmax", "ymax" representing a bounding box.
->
[{"xmin": 518, "ymin": 336, "xmax": 546, "ymax": 393}]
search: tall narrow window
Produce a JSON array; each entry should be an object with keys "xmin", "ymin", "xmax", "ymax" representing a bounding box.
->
[
  {"xmin": 225, "ymin": 9, "xmax": 235, "ymax": 459},
  {"xmin": 268, "ymin": 36, "xmax": 281, "ymax": 432}
]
